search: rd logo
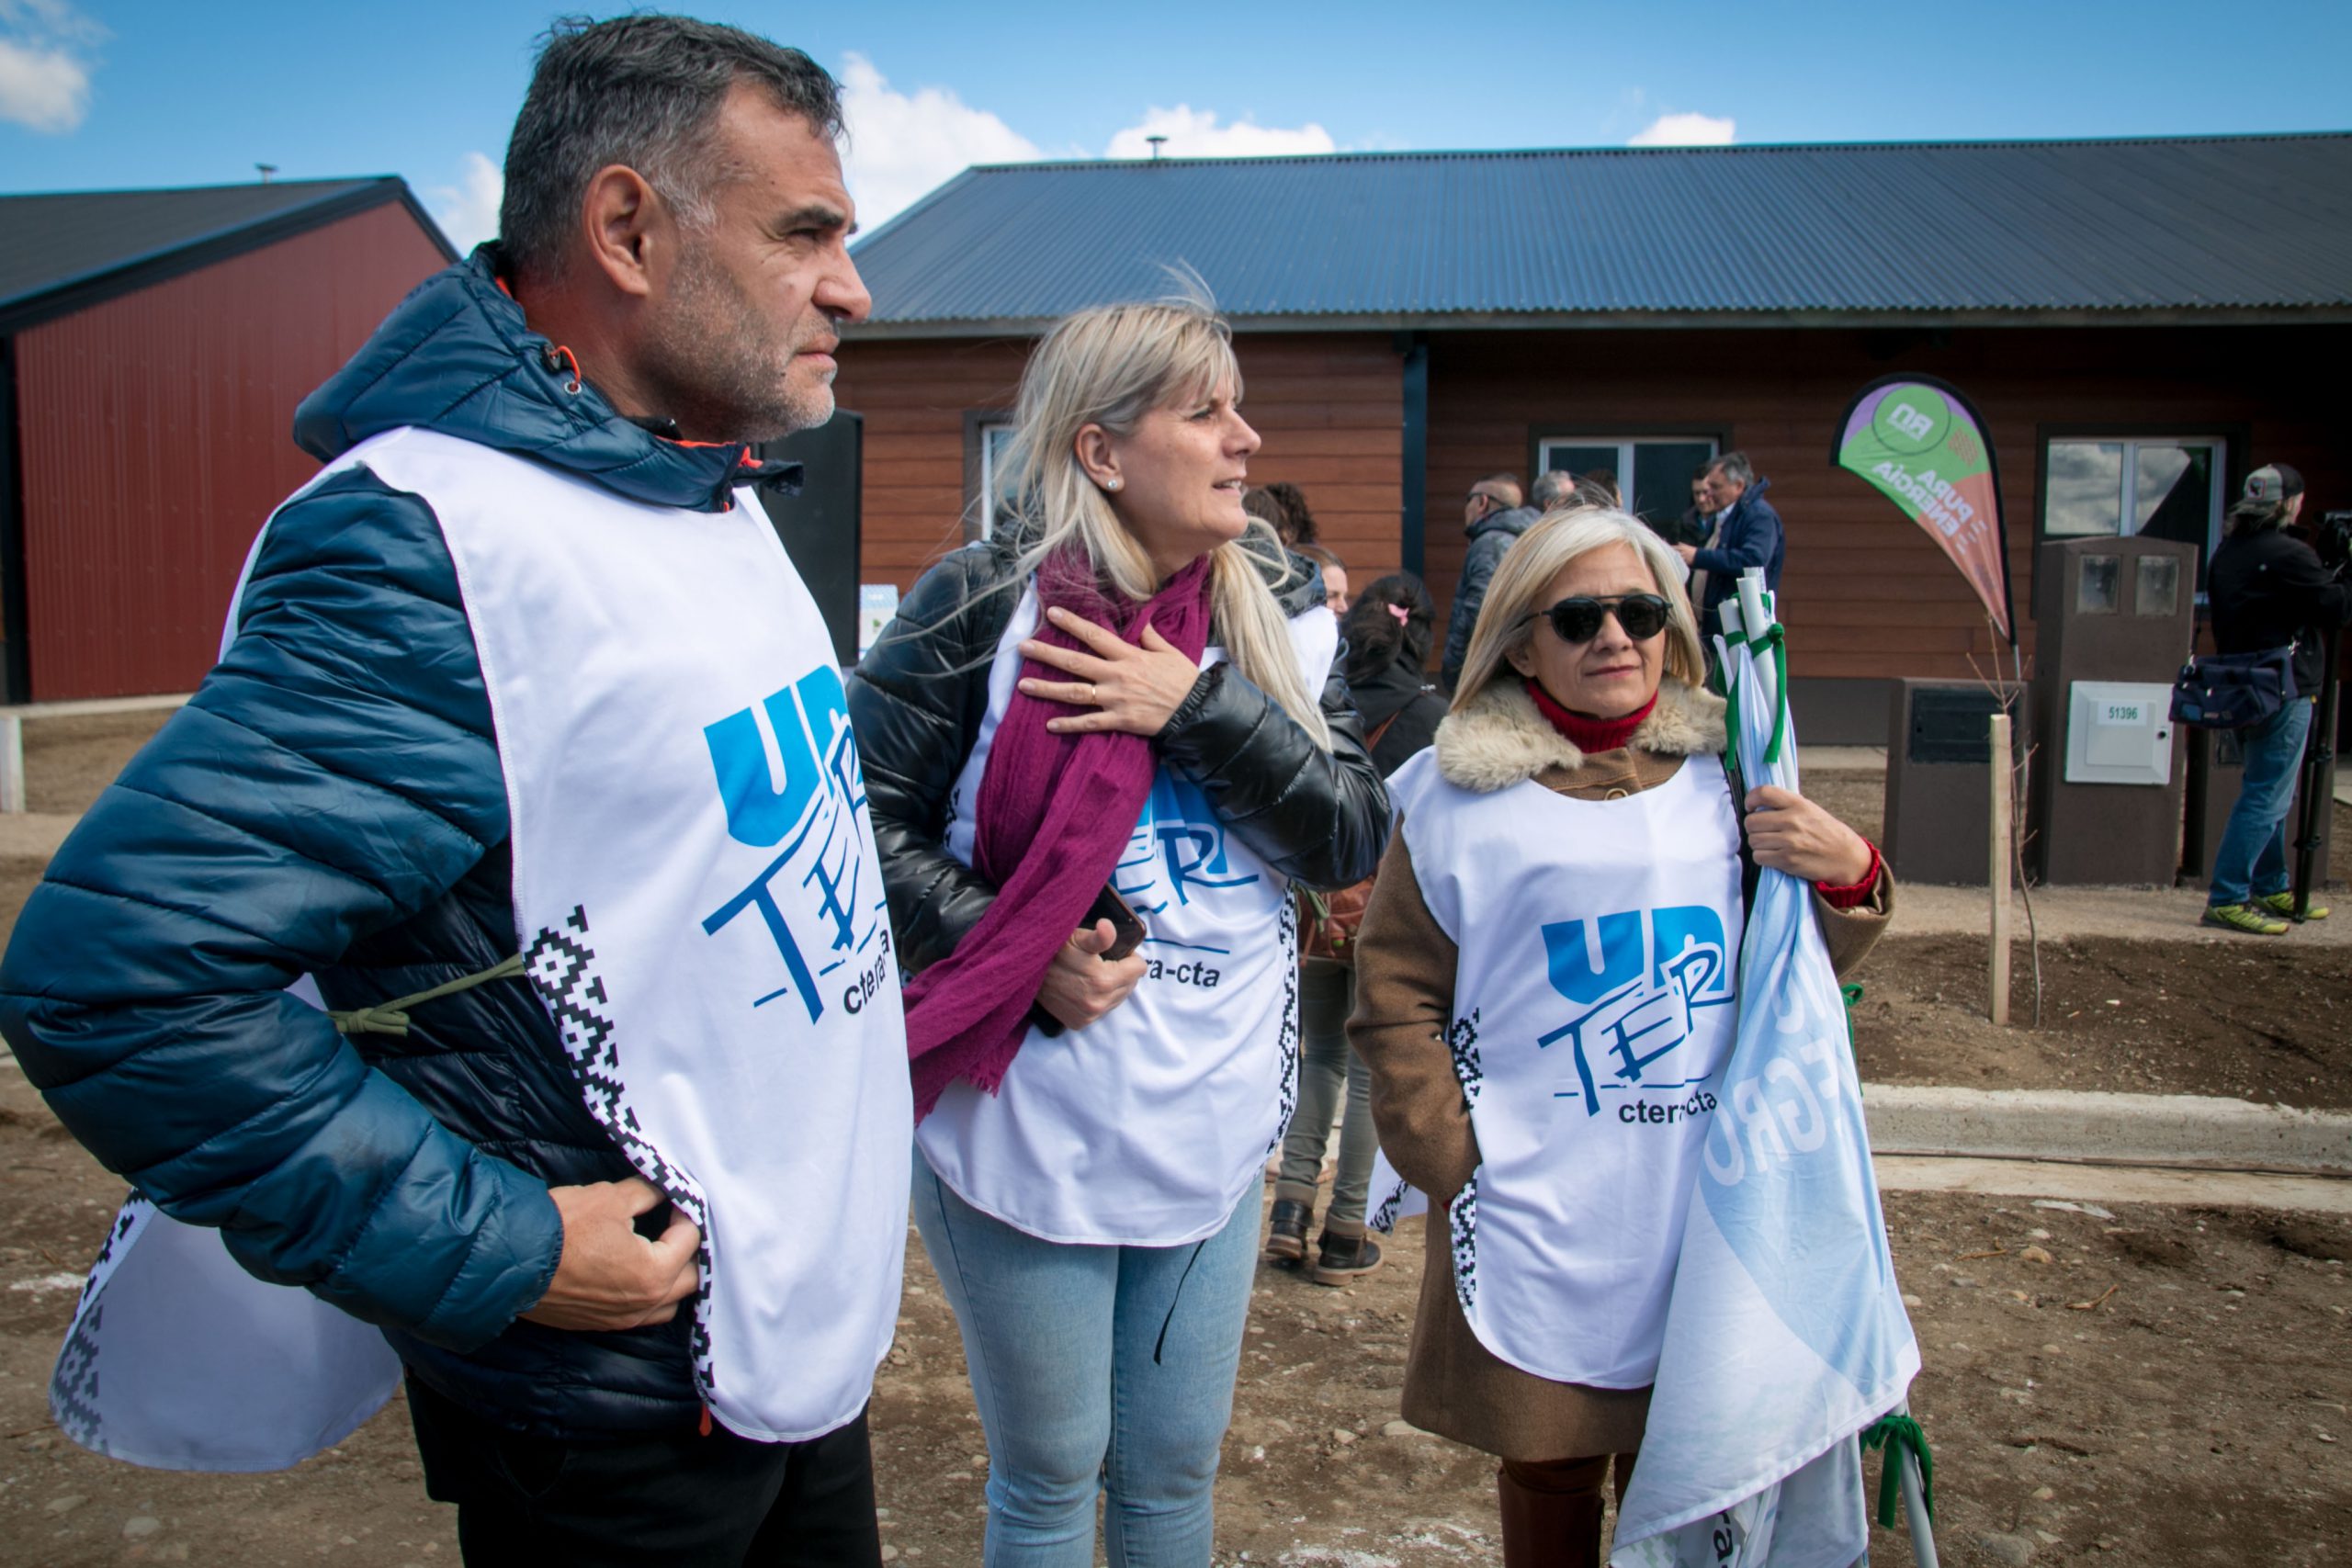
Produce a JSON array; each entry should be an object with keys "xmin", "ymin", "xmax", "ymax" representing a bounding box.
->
[{"xmin": 1536, "ymin": 906, "xmax": 1733, "ymax": 1116}]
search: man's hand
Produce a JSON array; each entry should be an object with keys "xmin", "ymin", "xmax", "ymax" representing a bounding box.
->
[
  {"xmin": 1672, "ymin": 542, "xmax": 1700, "ymax": 566},
  {"xmin": 1037, "ymin": 919, "xmax": 1148, "ymax": 1031},
  {"xmin": 521, "ymin": 1178, "xmax": 700, "ymax": 1333}
]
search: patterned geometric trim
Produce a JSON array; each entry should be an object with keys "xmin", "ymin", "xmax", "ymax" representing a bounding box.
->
[
  {"xmin": 1367, "ymin": 1176, "xmax": 1409, "ymax": 1236},
  {"xmin": 1447, "ymin": 1173, "xmax": 1480, "ymax": 1313},
  {"xmin": 1264, "ymin": 896, "xmax": 1302, "ymax": 1156},
  {"xmin": 48, "ymin": 1197, "xmax": 148, "ymax": 1455},
  {"xmin": 1448, "ymin": 1007, "xmax": 1485, "ymax": 1107},
  {"xmin": 524, "ymin": 906, "xmax": 718, "ymax": 1397}
]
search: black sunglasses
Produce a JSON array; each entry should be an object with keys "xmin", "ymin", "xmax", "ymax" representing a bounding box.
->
[{"xmin": 1525, "ymin": 592, "xmax": 1672, "ymax": 644}]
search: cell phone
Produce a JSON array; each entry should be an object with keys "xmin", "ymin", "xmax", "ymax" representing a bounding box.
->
[{"xmin": 1083, "ymin": 883, "xmax": 1148, "ymax": 961}]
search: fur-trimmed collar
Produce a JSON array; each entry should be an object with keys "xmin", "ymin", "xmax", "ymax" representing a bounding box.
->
[{"xmin": 1433, "ymin": 677, "xmax": 1726, "ymax": 793}]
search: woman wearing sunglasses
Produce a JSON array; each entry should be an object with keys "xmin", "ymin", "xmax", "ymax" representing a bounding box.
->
[{"xmin": 1348, "ymin": 507, "xmax": 1890, "ymax": 1568}]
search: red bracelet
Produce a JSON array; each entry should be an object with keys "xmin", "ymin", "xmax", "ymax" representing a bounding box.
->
[{"xmin": 1815, "ymin": 840, "xmax": 1883, "ymax": 910}]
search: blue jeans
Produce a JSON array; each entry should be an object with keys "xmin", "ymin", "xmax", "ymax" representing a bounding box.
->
[
  {"xmin": 910, "ymin": 1156, "xmax": 1262, "ymax": 1568},
  {"xmin": 2210, "ymin": 698, "xmax": 2314, "ymax": 907},
  {"xmin": 1275, "ymin": 959, "xmax": 1377, "ymax": 1232}
]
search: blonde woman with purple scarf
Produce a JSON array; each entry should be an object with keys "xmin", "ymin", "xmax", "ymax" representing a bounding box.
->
[{"xmin": 848, "ymin": 297, "xmax": 1389, "ymax": 1566}]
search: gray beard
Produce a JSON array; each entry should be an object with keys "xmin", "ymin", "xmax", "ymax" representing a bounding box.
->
[{"xmin": 639, "ymin": 252, "xmax": 832, "ymax": 445}]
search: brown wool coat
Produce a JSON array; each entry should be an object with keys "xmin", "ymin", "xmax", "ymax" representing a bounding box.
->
[{"xmin": 1346, "ymin": 677, "xmax": 1893, "ymax": 1463}]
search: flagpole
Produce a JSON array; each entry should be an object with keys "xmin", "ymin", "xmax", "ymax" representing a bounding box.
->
[{"xmin": 1894, "ymin": 1399, "xmax": 1941, "ymax": 1568}]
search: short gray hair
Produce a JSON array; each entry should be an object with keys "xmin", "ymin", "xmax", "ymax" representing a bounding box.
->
[
  {"xmin": 1708, "ymin": 450, "xmax": 1755, "ymax": 489},
  {"xmin": 499, "ymin": 15, "xmax": 843, "ymax": 283},
  {"xmin": 1531, "ymin": 469, "xmax": 1578, "ymax": 510}
]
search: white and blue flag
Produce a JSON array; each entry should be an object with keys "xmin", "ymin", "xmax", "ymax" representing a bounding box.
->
[{"xmin": 1611, "ymin": 572, "xmax": 1920, "ymax": 1568}]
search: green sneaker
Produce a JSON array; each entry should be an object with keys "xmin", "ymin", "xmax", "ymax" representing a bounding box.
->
[
  {"xmin": 2204, "ymin": 902, "xmax": 2290, "ymax": 936},
  {"xmin": 2256, "ymin": 891, "xmax": 2329, "ymax": 920}
]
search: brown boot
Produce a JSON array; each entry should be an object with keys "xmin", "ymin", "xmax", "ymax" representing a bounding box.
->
[{"xmin": 1496, "ymin": 1458, "xmax": 1609, "ymax": 1568}]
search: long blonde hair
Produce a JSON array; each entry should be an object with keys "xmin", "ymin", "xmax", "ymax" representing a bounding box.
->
[
  {"xmin": 993, "ymin": 296, "xmax": 1329, "ymax": 746},
  {"xmin": 1452, "ymin": 508, "xmax": 1708, "ymax": 711}
]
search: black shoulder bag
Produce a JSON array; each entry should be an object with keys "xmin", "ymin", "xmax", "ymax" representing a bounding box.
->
[{"xmin": 2169, "ymin": 644, "xmax": 2297, "ymax": 730}]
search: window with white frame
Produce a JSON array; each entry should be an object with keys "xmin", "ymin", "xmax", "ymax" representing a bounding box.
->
[
  {"xmin": 1536, "ymin": 436, "xmax": 1720, "ymax": 530},
  {"xmin": 976, "ymin": 420, "xmax": 1016, "ymax": 538},
  {"xmin": 2043, "ymin": 437, "xmax": 2227, "ymax": 566}
]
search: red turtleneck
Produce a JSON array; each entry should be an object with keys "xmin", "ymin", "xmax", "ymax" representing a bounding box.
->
[{"xmin": 1524, "ymin": 678, "xmax": 1655, "ymax": 753}]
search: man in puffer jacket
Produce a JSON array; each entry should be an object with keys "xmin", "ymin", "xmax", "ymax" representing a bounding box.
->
[
  {"xmin": 0, "ymin": 17, "xmax": 910, "ymax": 1564},
  {"xmin": 1442, "ymin": 474, "xmax": 1543, "ymax": 689},
  {"xmin": 1674, "ymin": 450, "xmax": 1787, "ymax": 631}
]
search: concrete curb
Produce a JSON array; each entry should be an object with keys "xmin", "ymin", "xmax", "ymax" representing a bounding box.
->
[{"xmin": 1861, "ymin": 1084, "xmax": 2352, "ymax": 1176}]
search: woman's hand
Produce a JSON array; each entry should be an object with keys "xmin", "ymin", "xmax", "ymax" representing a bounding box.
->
[
  {"xmin": 1018, "ymin": 606, "xmax": 1203, "ymax": 738},
  {"xmin": 1036, "ymin": 919, "xmax": 1148, "ymax": 1031},
  {"xmin": 1745, "ymin": 785, "xmax": 1875, "ymax": 887}
]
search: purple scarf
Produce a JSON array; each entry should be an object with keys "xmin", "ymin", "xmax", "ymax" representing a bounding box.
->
[{"xmin": 901, "ymin": 548, "xmax": 1215, "ymax": 1119}]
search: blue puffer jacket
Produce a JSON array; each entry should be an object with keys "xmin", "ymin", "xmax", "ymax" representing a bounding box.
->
[{"xmin": 0, "ymin": 249, "xmax": 777, "ymax": 1438}]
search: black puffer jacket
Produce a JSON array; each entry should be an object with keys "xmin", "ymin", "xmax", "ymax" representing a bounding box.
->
[
  {"xmin": 847, "ymin": 540, "xmax": 1390, "ymax": 975},
  {"xmin": 1351, "ymin": 658, "xmax": 1450, "ymax": 776},
  {"xmin": 2208, "ymin": 525, "xmax": 2352, "ymax": 694}
]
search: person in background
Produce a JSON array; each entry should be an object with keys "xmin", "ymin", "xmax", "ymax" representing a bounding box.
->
[
  {"xmin": 1262, "ymin": 479, "xmax": 1318, "ymax": 548},
  {"xmin": 1243, "ymin": 484, "xmax": 1291, "ymax": 540},
  {"xmin": 1299, "ymin": 543, "xmax": 1351, "ymax": 615},
  {"xmin": 1442, "ymin": 474, "xmax": 1541, "ymax": 689},
  {"xmin": 1531, "ymin": 469, "xmax": 1578, "ymax": 513},
  {"xmin": 849, "ymin": 294, "xmax": 1389, "ymax": 1566},
  {"xmin": 0, "ymin": 17, "xmax": 904, "ymax": 1563},
  {"xmin": 1269, "ymin": 574, "xmax": 1449, "ymax": 1284},
  {"xmin": 1659, "ymin": 464, "xmax": 1713, "ymax": 548},
  {"xmin": 2202, "ymin": 463, "xmax": 2352, "ymax": 935},
  {"xmin": 1674, "ymin": 450, "xmax": 1785, "ymax": 630},
  {"xmin": 1575, "ymin": 471, "xmax": 1621, "ymax": 510},
  {"xmin": 1350, "ymin": 508, "xmax": 1890, "ymax": 1568}
]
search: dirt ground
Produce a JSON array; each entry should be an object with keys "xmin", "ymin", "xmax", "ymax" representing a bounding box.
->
[
  {"xmin": 1852, "ymin": 935, "xmax": 2352, "ymax": 1110},
  {"xmin": 2, "ymin": 719, "xmax": 2350, "ymax": 1564},
  {"xmin": 18, "ymin": 714, "xmax": 175, "ymax": 818},
  {"xmin": 4, "ymin": 1097, "xmax": 2348, "ymax": 1568}
]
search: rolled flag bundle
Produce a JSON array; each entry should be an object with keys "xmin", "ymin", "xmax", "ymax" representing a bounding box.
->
[{"xmin": 1610, "ymin": 570, "xmax": 1924, "ymax": 1568}]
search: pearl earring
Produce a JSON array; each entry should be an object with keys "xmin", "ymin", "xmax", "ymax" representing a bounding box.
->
[{"xmin": 1105, "ymin": 477, "xmax": 1123, "ymax": 491}]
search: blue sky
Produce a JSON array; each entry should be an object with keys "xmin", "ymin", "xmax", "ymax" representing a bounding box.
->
[{"xmin": 5, "ymin": 0, "xmax": 2348, "ymax": 249}]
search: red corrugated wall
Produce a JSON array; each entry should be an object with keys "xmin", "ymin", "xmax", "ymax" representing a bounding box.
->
[{"xmin": 13, "ymin": 203, "xmax": 451, "ymax": 699}]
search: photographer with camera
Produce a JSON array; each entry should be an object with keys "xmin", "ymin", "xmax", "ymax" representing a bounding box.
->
[{"xmin": 2201, "ymin": 463, "xmax": 2352, "ymax": 935}]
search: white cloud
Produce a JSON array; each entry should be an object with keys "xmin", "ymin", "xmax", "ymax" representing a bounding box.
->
[
  {"xmin": 0, "ymin": 0, "xmax": 102, "ymax": 133},
  {"xmin": 1106, "ymin": 106, "xmax": 1335, "ymax": 161},
  {"xmin": 1629, "ymin": 111, "xmax": 1736, "ymax": 148},
  {"xmin": 428, "ymin": 151, "xmax": 503, "ymax": 254},
  {"xmin": 838, "ymin": 52, "xmax": 1041, "ymax": 229}
]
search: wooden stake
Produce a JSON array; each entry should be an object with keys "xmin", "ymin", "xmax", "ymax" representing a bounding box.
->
[
  {"xmin": 0, "ymin": 716, "xmax": 23, "ymax": 814},
  {"xmin": 1989, "ymin": 710, "xmax": 2012, "ymax": 1026}
]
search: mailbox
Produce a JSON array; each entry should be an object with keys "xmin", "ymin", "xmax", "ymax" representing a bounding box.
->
[
  {"xmin": 1883, "ymin": 680, "xmax": 2029, "ymax": 886},
  {"xmin": 2064, "ymin": 682, "xmax": 2174, "ymax": 786},
  {"xmin": 2028, "ymin": 536, "xmax": 2197, "ymax": 885}
]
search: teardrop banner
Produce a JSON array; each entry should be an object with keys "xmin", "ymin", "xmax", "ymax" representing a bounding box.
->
[{"xmin": 1831, "ymin": 375, "xmax": 2014, "ymax": 644}]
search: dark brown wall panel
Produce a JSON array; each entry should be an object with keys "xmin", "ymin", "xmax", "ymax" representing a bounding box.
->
[
  {"xmin": 1423, "ymin": 325, "xmax": 2352, "ymax": 682},
  {"xmin": 15, "ymin": 203, "xmax": 450, "ymax": 699},
  {"xmin": 830, "ymin": 334, "xmax": 1406, "ymax": 597}
]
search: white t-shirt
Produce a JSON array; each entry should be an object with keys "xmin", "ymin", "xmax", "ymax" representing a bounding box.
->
[{"xmin": 916, "ymin": 582, "xmax": 1338, "ymax": 1246}]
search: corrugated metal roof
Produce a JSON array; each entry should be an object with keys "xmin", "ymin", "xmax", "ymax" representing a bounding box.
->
[
  {"xmin": 851, "ymin": 135, "xmax": 2352, "ymax": 330},
  {"xmin": 0, "ymin": 177, "xmax": 421, "ymax": 317}
]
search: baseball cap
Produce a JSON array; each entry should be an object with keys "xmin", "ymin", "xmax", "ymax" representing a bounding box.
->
[{"xmin": 2243, "ymin": 463, "xmax": 2305, "ymax": 505}]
